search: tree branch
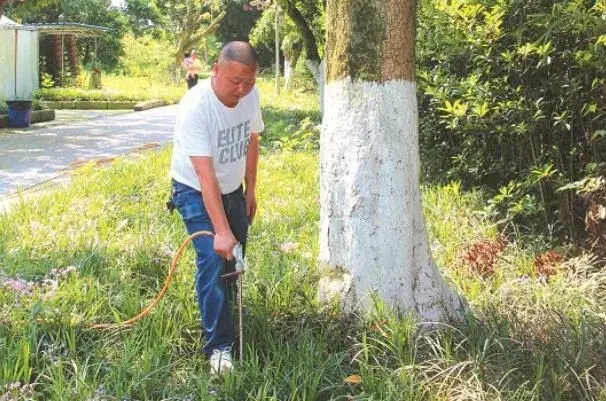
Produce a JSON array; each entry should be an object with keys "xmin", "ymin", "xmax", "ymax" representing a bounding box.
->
[
  {"xmin": 190, "ymin": 10, "xmax": 225, "ymax": 43},
  {"xmin": 277, "ymin": 0, "xmax": 320, "ymax": 63}
]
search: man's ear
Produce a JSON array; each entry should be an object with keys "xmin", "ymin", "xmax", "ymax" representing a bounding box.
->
[{"xmin": 211, "ymin": 63, "xmax": 219, "ymax": 76}]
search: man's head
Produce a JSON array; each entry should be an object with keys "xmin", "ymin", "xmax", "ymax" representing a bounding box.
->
[
  {"xmin": 211, "ymin": 41, "xmax": 259, "ymax": 108},
  {"xmin": 191, "ymin": 49, "xmax": 197, "ymax": 59}
]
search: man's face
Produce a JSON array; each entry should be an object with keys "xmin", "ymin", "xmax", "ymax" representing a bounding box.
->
[{"xmin": 212, "ymin": 60, "xmax": 257, "ymax": 107}]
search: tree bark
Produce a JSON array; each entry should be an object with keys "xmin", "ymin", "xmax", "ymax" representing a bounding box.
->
[
  {"xmin": 67, "ymin": 35, "xmax": 79, "ymax": 78},
  {"xmin": 278, "ymin": 0, "xmax": 324, "ymax": 109},
  {"xmin": 50, "ymin": 34, "xmax": 63, "ymax": 86},
  {"xmin": 305, "ymin": 58, "xmax": 324, "ymax": 113},
  {"xmin": 319, "ymin": 0, "xmax": 464, "ymax": 322},
  {"xmin": 283, "ymin": 42, "xmax": 301, "ymax": 93},
  {"xmin": 278, "ymin": 0, "xmax": 320, "ymax": 65}
]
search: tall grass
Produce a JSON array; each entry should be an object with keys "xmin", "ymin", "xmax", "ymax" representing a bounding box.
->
[{"xmin": 1, "ymin": 83, "xmax": 605, "ymax": 400}]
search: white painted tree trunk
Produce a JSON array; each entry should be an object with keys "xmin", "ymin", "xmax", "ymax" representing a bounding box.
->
[
  {"xmin": 319, "ymin": 78, "xmax": 463, "ymax": 322},
  {"xmin": 305, "ymin": 58, "xmax": 324, "ymax": 115},
  {"xmin": 283, "ymin": 59, "xmax": 294, "ymax": 92}
]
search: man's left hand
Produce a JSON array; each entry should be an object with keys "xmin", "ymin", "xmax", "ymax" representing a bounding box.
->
[{"xmin": 246, "ymin": 190, "xmax": 257, "ymax": 224}]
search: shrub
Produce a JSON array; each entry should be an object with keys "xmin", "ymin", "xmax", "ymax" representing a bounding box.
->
[
  {"xmin": 40, "ymin": 72, "xmax": 55, "ymax": 89},
  {"xmin": 34, "ymin": 84, "xmax": 184, "ymax": 104},
  {"xmin": 31, "ymin": 100, "xmax": 46, "ymax": 111},
  {"xmin": 417, "ymin": 0, "xmax": 606, "ymax": 242}
]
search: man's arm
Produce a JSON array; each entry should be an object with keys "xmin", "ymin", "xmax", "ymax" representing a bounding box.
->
[
  {"xmin": 191, "ymin": 156, "xmax": 236, "ymax": 260},
  {"xmin": 245, "ymin": 133, "xmax": 260, "ymax": 224}
]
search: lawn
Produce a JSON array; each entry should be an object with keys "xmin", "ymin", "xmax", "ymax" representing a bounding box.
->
[{"xmin": 1, "ymin": 82, "xmax": 605, "ymax": 400}]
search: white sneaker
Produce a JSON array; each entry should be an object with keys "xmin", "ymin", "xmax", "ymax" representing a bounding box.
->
[{"xmin": 210, "ymin": 346, "xmax": 233, "ymax": 375}]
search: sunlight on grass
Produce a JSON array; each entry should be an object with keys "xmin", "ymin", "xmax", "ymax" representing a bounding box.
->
[{"xmin": 102, "ymin": 75, "xmax": 191, "ymax": 104}]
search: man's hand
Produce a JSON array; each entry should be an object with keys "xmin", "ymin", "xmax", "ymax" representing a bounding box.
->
[
  {"xmin": 246, "ymin": 190, "xmax": 257, "ymax": 224},
  {"xmin": 214, "ymin": 230, "xmax": 237, "ymax": 260}
]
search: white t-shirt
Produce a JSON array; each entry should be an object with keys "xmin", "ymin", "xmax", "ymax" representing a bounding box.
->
[{"xmin": 170, "ymin": 78, "xmax": 264, "ymax": 194}]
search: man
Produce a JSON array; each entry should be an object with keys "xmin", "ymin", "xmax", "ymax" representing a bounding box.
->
[{"xmin": 170, "ymin": 41, "xmax": 263, "ymax": 374}]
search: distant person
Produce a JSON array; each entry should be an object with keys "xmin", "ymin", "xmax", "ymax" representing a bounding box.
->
[
  {"xmin": 170, "ymin": 41, "xmax": 263, "ymax": 374},
  {"xmin": 183, "ymin": 50, "xmax": 202, "ymax": 89}
]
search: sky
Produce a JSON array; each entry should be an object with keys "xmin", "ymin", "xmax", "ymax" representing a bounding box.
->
[{"xmin": 110, "ymin": 0, "xmax": 125, "ymax": 8}]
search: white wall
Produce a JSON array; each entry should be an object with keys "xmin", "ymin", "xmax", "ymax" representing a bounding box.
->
[
  {"xmin": 0, "ymin": 30, "xmax": 16, "ymax": 100},
  {"xmin": 0, "ymin": 29, "xmax": 39, "ymax": 100}
]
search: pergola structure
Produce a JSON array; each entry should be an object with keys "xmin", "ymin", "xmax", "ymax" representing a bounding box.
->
[
  {"xmin": 30, "ymin": 22, "xmax": 111, "ymax": 87},
  {"xmin": 0, "ymin": 16, "xmax": 110, "ymax": 100}
]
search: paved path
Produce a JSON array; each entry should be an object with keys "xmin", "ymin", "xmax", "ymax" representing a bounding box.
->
[{"xmin": 0, "ymin": 106, "xmax": 177, "ymax": 198}]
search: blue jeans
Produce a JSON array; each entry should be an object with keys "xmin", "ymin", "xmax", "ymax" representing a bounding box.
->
[{"xmin": 171, "ymin": 179, "xmax": 248, "ymax": 355}]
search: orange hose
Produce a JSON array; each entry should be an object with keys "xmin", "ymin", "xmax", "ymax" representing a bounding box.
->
[
  {"xmin": 1, "ymin": 231, "xmax": 216, "ymax": 329},
  {"xmin": 89, "ymin": 230, "xmax": 214, "ymax": 329}
]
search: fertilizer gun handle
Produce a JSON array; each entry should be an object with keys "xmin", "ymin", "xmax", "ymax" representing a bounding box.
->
[{"xmin": 221, "ymin": 243, "xmax": 245, "ymax": 280}]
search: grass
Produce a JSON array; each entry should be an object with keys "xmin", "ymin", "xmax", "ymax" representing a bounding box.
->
[
  {"xmin": 1, "ymin": 82, "xmax": 605, "ymax": 400},
  {"xmin": 255, "ymin": 79, "xmax": 321, "ymax": 153}
]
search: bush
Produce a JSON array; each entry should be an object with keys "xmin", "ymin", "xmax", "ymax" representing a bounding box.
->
[
  {"xmin": 34, "ymin": 82, "xmax": 185, "ymax": 105},
  {"xmin": 0, "ymin": 100, "xmax": 7, "ymax": 115},
  {"xmin": 35, "ymin": 88, "xmax": 133, "ymax": 102},
  {"xmin": 417, "ymin": 0, "xmax": 606, "ymax": 242},
  {"xmin": 31, "ymin": 100, "xmax": 46, "ymax": 111}
]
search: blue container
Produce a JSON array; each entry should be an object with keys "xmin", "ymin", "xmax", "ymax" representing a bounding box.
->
[{"xmin": 7, "ymin": 102, "xmax": 32, "ymax": 128}]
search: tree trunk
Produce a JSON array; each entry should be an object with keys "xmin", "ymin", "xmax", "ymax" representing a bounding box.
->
[
  {"xmin": 50, "ymin": 35, "xmax": 63, "ymax": 86},
  {"xmin": 279, "ymin": 0, "xmax": 323, "ymax": 110},
  {"xmin": 283, "ymin": 43, "xmax": 301, "ymax": 93},
  {"xmin": 306, "ymin": 58, "xmax": 324, "ymax": 113},
  {"xmin": 274, "ymin": 4, "xmax": 280, "ymax": 95},
  {"xmin": 318, "ymin": 0, "xmax": 464, "ymax": 322},
  {"xmin": 67, "ymin": 35, "xmax": 79, "ymax": 79}
]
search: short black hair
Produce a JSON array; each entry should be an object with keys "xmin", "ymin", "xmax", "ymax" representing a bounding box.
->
[
  {"xmin": 184, "ymin": 52, "xmax": 191, "ymax": 58},
  {"xmin": 219, "ymin": 41, "xmax": 259, "ymax": 66}
]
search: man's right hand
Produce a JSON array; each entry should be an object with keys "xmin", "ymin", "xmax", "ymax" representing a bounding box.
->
[{"xmin": 214, "ymin": 231, "xmax": 237, "ymax": 261}]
